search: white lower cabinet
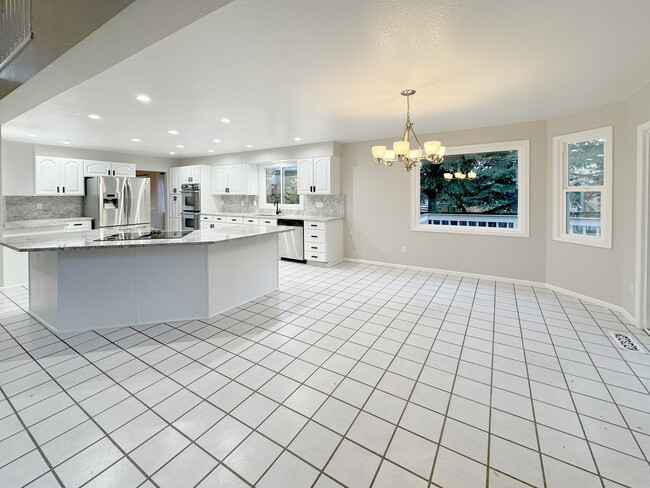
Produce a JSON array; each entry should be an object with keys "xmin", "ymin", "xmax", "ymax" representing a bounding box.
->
[{"xmin": 304, "ymin": 220, "xmax": 343, "ymax": 265}]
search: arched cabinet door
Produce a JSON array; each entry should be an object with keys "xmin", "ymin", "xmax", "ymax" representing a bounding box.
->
[
  {"xmin": 35, "ymin": 157, "xmax": 60, "ymax": 195},
  {"xmin": 60, "ymin": 159, "xmax": 84, "ymax": 195}
]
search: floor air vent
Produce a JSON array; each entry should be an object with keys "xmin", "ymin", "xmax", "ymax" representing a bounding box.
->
[{"xmin": 608, "ymin": 331, "xmax": 646, "ymax": 353}]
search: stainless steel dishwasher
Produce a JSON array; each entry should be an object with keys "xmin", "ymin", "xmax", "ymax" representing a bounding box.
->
[{"xmin": 277, "ymin": 219, "xmax": 305, "ymax": 263}]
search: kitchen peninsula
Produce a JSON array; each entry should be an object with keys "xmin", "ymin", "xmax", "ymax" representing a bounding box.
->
[{"xmin": 0, "ymin": 225, "xmax": 292, "ymax": 333}]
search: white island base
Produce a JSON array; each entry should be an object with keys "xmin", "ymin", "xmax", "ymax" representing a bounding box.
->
[{"xmin": 28, "ymin": 234, "xmax": 278, "ymax": 333}]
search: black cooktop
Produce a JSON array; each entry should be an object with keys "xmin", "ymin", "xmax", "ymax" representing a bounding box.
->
[{"xmin": 95, "ymin": 230, "xmax": 193, "ymax": 242}]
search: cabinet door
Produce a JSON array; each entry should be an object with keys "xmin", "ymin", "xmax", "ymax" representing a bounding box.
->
[
  {"xmin": 170, "ymin": 217, "xmax": 181, "ymax": 231},
  {"xmin": 83, "ymin": 160, "xmax": 112, "ymax": 177},
  {"xmin": 112, "ymin": 162, "xmax": 136, "ymax": 177},
  {"xmin": 169, "ymin": 168, "xmax": 181, "ymax": 194},
  {"xmin": 34, "ymin": 157, "xmax": 60, "ymax": 195},
  {"xmin": 60, "ymin": 158, "xmax": 84, "ymax": 195},
  {"xmin": 297, "ymin": 159, "xmax": 314, "ymax": 194},
  {"xmin": 168, "ymin": 194, "xmax": 181, "ymax": 218},
  {"xmin": 180, "ymin": 166, "xmax": 191, "ymax": 184},
  {"xmin": 312, "ymin": 157, "xmax": 331, "ymax": 194},
  {"xmin": 212, "ymin": 166, "xmax": 229, "ymax": 194},
  {"xmin": 227, "ymin": 165, "xmax": 247, "ymax": 194},
  {"xmin": 190, "ymin": 166, "xmax": 201, "ymax": 183}
]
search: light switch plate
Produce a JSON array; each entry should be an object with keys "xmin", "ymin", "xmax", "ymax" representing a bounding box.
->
[{"xmin": 37, "ymin": 203, "xmax": 43, "ymax": 210}]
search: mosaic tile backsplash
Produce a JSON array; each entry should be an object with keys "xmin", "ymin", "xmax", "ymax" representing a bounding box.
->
[
  {"xmin": 212, "ymin": 194, "xmax": 345, "ymax": 218},
  {"xmin": 4, "ymin": 196, "xmax": 83, "ymax": 222}
]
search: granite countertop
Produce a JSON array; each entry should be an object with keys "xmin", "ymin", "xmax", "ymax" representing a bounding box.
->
[
  {"xmin": 0, "ymin": 224, "xmax": 293, "ymax": 252},
  {"xmin": 4, "ymin": 217, "xmax": 93, "ymax": 230},
  {"xmin": 202, "ymin": 212, "xmax": 343, "ymax": 222}
]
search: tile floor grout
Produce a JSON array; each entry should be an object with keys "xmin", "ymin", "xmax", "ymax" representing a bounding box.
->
[{"xmin": 0, "ymin": 261, "xmax": 649, "ymax": 487}]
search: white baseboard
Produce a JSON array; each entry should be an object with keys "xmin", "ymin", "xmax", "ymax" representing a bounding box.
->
[{"xmin": 343, "ymin": 257, "xmax": 639, "ymax": 328}]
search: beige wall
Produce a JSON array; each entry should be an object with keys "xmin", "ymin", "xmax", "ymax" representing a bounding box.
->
[
  {"xmin": 341, "ymin": 121, "xmax": 548, "ymax": 282},
  {"xmin": 341, "ymin": 81, "xmax": 650, "ymax": 318}
]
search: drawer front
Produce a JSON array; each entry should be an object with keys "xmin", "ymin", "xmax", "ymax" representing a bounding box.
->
[
  {"xmin": 260, "ymin": 218, "xmax": 277, "ymax": 226},
  {"xmin": 65, "ymin": 221, "xmax": 91, "ymax": 231},
  {"xmin": 200, "ymin": 215, "xmax": 214, "ymax": 222},
  {"xmin": 244, "ymin": 217, "xmax": 259, "ymax": 225},
  {"xmin": 305, "ymin": 242, "xmax": 326, "ymax": 253},
  {"xmin": 305, "ymin": 251, "xmax": 328, "ymax": 262},
  {"xmin": 214, "ymin": 216, "xmax": 226, "ymax": 222},
  {"xmin": 304, "ymin": 229, "xmax": 326, "ymax": 243},
  {"xmin": 227, "ymin": 216, "xmax": 244, "ymax": 224},
  {"xmin": 304, "ymin": 221, "xmax": 325, "ymax": 231}
]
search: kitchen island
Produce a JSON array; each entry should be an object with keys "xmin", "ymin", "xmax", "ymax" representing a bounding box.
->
[{"xmin": 0, "ymin": 225, "xmax": 292, "ymax": 333}]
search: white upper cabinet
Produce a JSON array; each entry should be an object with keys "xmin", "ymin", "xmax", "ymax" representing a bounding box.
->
[
  {"xmin": 177, "ymin": 165, "xmax": 204, "ymax": 184},
  {"xmin": 227, "ymin": 165, "xmax": 247, "ymax": 194},
  {"xmin": 212, "ymin": 166, "xmax": 229, "ymax": 193},
  {"xmin": 112, "ymin": 162, "xmax": 136, "ymax": 177},
  {"xmin": 297, "ymin": 159, "xmax": 314, "ymax": 194},
  {"xmin": 83, "ymin": 160, "xmax": 136, "ymax": 177},
  {"xmin": 83, "ymin": 160, "xmax": 111, "ymax": 177},
  {"xmin": 297, "ymin": 156, "xmax": 339, "ymax": 195},
  {"xmin": 35, "ymin": 156, "xmax": 84, "ymax": 196},
  {"xmin": 211, "ymin": 164, "xmax": 258, "ymax": 195},
  {"xmin": 60, "ymin": 159, "xmax": 84, "ymax": 194}
]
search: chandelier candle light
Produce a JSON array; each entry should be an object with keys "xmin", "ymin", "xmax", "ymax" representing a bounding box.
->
[{"xmin": 372, "ymin": 89, "xmax": 446, "ymax": 172}]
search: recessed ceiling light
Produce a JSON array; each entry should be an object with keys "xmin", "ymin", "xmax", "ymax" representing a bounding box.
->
[
  {"xmin": 26, "ymin": 133, "xmax": 36, "ymax": 137},
  {"xmin": 131, "ymin": 138, "xmax": 142, "ymax": 142},
  {"xmin": 169, "ymin": 151, "xmax": 176, "ymax": 155},
  {"xmin": 167, "ymin": 130, "xmax": 178, "ymax": 135},
  {"xmin": 136, "ymin": 94, "xmax": 151, "ymax": 103},
  {"xmin": 246, "ymin": 145, "xmax": 253, "ymax": 148},
  {"xmin": 88, "ymin": 114, "xmax": 101, "ymax": 120},
  {"xmin": 221, "ymin": 118, "xmax": 231, "ymax": 124},
  {"xmin": 61, "ymin": 141, "xmax": 71, "ymax": 144},
  {"xmin": 212, "ymin": 139, "xmax": 222, "ymax": 143},
  {"xmin": 294, "ymin": 137, "xmax": 302, "ymax": 141},
  {"xmin": 176, "ymin": 145, "xmax": 184, "ymax": 148},
  {"xmin": 207, "ymin": 150, "xmax": 214, "ymax": 153}
]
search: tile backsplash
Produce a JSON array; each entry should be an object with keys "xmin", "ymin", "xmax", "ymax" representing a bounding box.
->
[
  {"xmin": 213, "ymin": 194, "xmax": 345, "ymax": 218},
  {"xmin": 4, "ymin": 196, "xmax": 83, "ymax": 222}
]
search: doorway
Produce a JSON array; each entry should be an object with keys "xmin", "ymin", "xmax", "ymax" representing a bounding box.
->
[{"xmin": 137, "ymin": 171, "xmax": 166, "ymax": 229}]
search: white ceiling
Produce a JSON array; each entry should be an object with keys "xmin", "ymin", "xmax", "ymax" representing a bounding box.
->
[{"xmin": 3, "ymin": 0, "xmax": 650, "ymax": 158}]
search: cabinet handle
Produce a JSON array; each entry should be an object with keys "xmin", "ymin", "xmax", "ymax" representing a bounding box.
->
[
  {"xmin": 107, "ymin": 169, "xmax": 110, "ymax": 175},
  {"xmin": 311, "ymin": 235, "xmax": 318, "ymax": 238},
  {"xmin": 311, "ymin": 246, "xmax": 317, "ymax": 249},
  {"xmin": 310, "ymin": 224, "xmax": 317, "ymax": 227},
  {"xmin": 57, "ymin": 186, "xmax": 60, "ymax": 193},
  {"xmin": 62, "ymin": 187, "xmax": 65, "ymax": 193},
  {"xmin": 113, "ymin": 170, "xmax": 116, "ymax": 176},
  {"xmin": 311, "ymin": 255, "xmax": 318, "ymax": 259}
]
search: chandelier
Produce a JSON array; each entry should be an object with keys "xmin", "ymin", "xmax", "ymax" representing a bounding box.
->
[{"xmin": 372, "ymin": 89, "xmax": 445, "ymax": 172}]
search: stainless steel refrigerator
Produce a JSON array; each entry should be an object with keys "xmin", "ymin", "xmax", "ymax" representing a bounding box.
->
[{"xmin": 84, "ymin": 176, "xmax": 151, "ymax": 229}]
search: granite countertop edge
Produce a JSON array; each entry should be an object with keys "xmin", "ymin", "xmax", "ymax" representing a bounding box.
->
[
  {"xmin": 0, "ymin": 225, "xmax": 293, "ymax": 252},
  {"xmin": 4, "ymin": 217, "xmax": 94, "ymax": 230},
  {"xmin": 201, "ymin": 212, "xmax": 343, "ymax": 222}
]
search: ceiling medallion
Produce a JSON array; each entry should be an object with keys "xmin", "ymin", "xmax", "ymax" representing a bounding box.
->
[{"xmin": 371, "ymin": 89, "xmax": 446, "ymax": 172}]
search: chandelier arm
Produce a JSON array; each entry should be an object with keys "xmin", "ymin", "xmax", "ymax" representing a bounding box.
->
[{"xmin": 410, "ymin": 127, "xmax": 424, "ymax": 151}]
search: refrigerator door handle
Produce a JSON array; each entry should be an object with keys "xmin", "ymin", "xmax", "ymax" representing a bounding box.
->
[{"xmin": 125, "ymin": 179, "xmax": 131, "ymax": 224}]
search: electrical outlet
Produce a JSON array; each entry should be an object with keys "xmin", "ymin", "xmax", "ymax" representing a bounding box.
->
[
  {"xmin": 315, "ymin": 202, "xmax": 324, "ymax": 208},
  {"xmin": 401, "ymin": 246, "xmax": 407, "ymax": 254},
  {"xmin": 36, "ymin": 203, "xmax": 43, "ymax": 210},
  {"xmin": 241, "ymin": 201, "xmax": 245, "ymax": 205}
]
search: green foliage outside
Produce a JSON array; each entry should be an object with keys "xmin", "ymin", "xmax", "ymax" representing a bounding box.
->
[
  {"xmin": 266, "ymin": 166, "xmax": 299, "ymax": 204},
  {"xmin": 420, "ymin": 150, "xmax": 518, "ymax": 214}
]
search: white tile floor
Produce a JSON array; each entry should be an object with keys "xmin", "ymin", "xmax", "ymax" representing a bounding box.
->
[{"xmin": 1, "ymin": 260, "xmax": 650, "ymax": 487}]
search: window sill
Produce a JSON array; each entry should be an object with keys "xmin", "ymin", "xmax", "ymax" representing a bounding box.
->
[
  {"xmin": 259, "ymin": 204, "xmax": 304, "ymax": 211},
  {"xmin": 552, "ymin": 233, "xmax": 612, "ymax": 249},
  {"xmin": 412, "ymin": 224, "xmax": 529, "ymax": 238}
]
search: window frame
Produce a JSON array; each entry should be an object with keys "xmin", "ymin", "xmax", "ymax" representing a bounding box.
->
[
  {"xmin": 552, "ymin": 126, "xmax": 612, "ymax": 249},
  {"xmin": 411, "ymin": 140, "xmax": 530, "ymax": 237},
  {"xmin": 259, "ymin": 161, "xmax": 303, "ymax": 210}
]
